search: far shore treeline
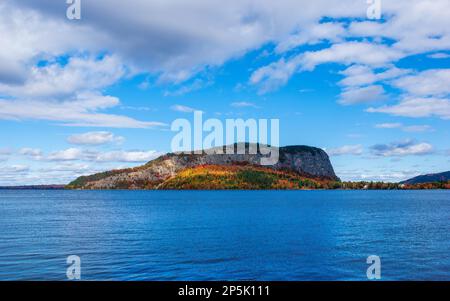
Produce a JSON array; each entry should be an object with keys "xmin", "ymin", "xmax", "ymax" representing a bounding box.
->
[{"xmin": 0, "ymin": 180, "xmax": 449, "ymax": 190}]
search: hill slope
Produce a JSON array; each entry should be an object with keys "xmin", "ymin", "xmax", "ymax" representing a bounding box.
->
[
  {"xmin": 159, "ymin": 164, "xmax": 341, "ymax": 190},
  {"xmin": 400, "ymin": 171, "xmax": 450, "ymax": 184},
  {"xmin": 67, "ymin": 144, "xmax": 339, "ymax": 189}
]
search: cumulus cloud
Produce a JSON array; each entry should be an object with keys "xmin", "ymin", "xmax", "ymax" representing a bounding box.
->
[
  {"xmin": 44, "ymin": 148, "xmax": 162, "ymax": 163},
  {"xmin": 47, "ymin": 148, "xmax": 84, "ymax": 161},
  {"xmin": 67, "ymin": 131, "xmax": 125, "ymax": 146},
  {"xmin": 0, "ymin": 56, "xmax": 165, "ymax": 128},
  {"xmin": 42, "ymin": 163, "xmax": 93, "ymax": 173},
  {"xmin": 0, "ymin": 55, "xmax": 126, "ymax": 99},
  {"xmin": 0, "ymin": 148, "xmax": 12, "ymax": 155},
  {"xmin": 375, "ymin": 123, "xmax": 403, "ymax": 129},
  {"xmin": 249, "ymin": 58, "xmax": 299, "ymax": 93},
  {"xmin": 370, "ymin": 140, "xmax": 433, "ymax": 157},
  {"xmin": 338, "ymin": 85, "xmax": 386, "ymax": 105},
  {"xmin": 19, "ymin": 148, "xmax": 44, "ymax": 160},
  {"xmin": 249, "ymin": 0, "xmax": 450, "ymax": 96},
  {"xmin": 275, "ymin": 21, "xmax": 346, "ymax": 53},
  {"xmin": 11, "ymin": 0, "xmax": 369, "ymax": 83},
  {"xmin": 325, "ymin": 145, "xmax": 363, "ymax": 156},
  {"xmin": 2, "ymin": 1, "xmax": 450, "ymax": 107},
  {"xmin": 0, "ymin": 148, "xmax": 12, "ymax": 159},
  {"xmin": 392, "ymin": 69, "xmax": 450, "ymax": 98},
  {"xmin": 251, "ymin": 42, "xmax": 405, "ymax": 93},
  {"xmin": 367, "ymin": 97, "xmax": 450, "ymax": 119},
  {"xmin": 93, "ymin": 150, "xmax": 161, "ymax": 163},
  {"xmin": 0, "ymin": 165, "xmax": 31, "ymax": 184},
  {"xmin": 428, "ymin": 53, "xmax": 450, "ymax": 59},
  {"xmin": 0, "ymin": 148, "xmax": 12, "ymax": 161},
  {"xmin": 402, "ymin": 125, "xmax": 434, "ymax": 133},
  {"xmin": 301, "ymin": 42, "xmax": 403, "ymax": 71},
  {"xmin": 338, "ymin": 65, "xmax": 411, "ymax": 87},
  {"xmin": 0, "ymin": 94, "xmax": 166, "ymax": 128},
  {"xmin": 375, "ymin": 123, "xmax": 433, "ymax": 132},
  {"xmin": 3, "ymin": 165, "xmax": 30, "ymax": 173},
  {"xmin": 0, "ymin": 163, "xmax": 115, "ymax": 186},
  {"xmin": 0, "ymin": 9, "xmax": 164, "ymax": 128}
]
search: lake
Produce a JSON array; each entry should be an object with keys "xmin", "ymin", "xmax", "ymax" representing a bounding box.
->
[{"xmin": 0, "ymin": 190, "xmax": 449, "ymax": 280}]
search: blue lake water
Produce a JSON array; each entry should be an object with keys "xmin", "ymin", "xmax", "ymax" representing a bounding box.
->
[{"xmin": 0, "ymin": 190, "xmax": 449, "ymax": 280}]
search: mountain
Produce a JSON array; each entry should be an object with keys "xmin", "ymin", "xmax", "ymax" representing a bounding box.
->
[
  {"xmin": 67, "ymin": 144, "xmax": 339, "ymax": 190},
  {"xmin": 400, "ymin": 171, "xmax": 450, "ymax": 185}
]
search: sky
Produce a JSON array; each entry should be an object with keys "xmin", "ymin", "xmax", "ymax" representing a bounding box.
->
[{"xmin": 0, "ymin": 0, "xmax": 449, "ymax": 185}]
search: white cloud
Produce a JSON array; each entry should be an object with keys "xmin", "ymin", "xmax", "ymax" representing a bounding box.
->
[
  {"xmin": 338, "ymin": 65, "xmax": 411, "ymax": 87},
  {"xmin": 19, "ymin": 148, "xmax": 43, "ymax": 160},
  {"xmin": 402, "ymin": 125, "xmax": 433, "ymax": 133},
  {"xmin": 0, "ymin": 55, "xmax": 125, "ymax": 99},
  {"xmin": 6, "ymin": 165, "xmax": 30, "ymax": 172},
  {"xmin": 251, "ymin": 42, "xmax": 404, "ymax": 93},
  {"xmin": 0, "ymin": 54, "xmax": 165, "ymax": 128},
  {"xmin": 0, "ymin": 148, "xmax": 12, "ymax": 161},
  {"xmin": 392, "ymin": 69, "xmax": 450, "ymax": 98},
  {"xmin": 0, "ymin": 164, "xmax": 33, "ymax": 185},
  {"xmin": 67, "ymin": 131, "xmax": 125, "ymax": 146},
  {"xmin": 275, "ymin": 22, "xmax": 346, "ymax": 53},
  {"xmin": 0, "ymin": 94, "xmax": 166, "ymax": 128},
  {"xmin": 338, "ymin": 85, "xmax": 386, "ymax": 105},
  {"xmin": 249, "ymin": 57, "xmax": 299, "ymax": 93},
  {"xmin": 325, "ymin": 145, "xmax": 363, "ymax": 156},
  {"xmin": 375, "ymin": 123, "xmax": 403, "ymax": 129},
  {"xmin": 366, "ymin": 69, "xmax": 450, "ymax": 119},
  {"xmin": 0, "ymin": 13, "xmax": 165, "ymax": 129},
  {"xmin": 47, "ymin": 148, "xmax": 84, "ymax": 161},
  {"xmin": 42, "ymin": 163, "xmax": 93, "ymax": 173},
  {"xmin": 93, "ymin": 150, "xmax": 161, "ymax": 163},
  {"xmin": 367, "ymin": 97, "xmax": 450, "ymax": 119},
  {"xmin": 41, "ymin": 148, "xmax": 162, "ymax": 163},
  {"xmin": 249, "ymin": 0, "xmax": 450, "ymax": 94},
  {"xmin": 301, "ymin": 42, "xmax": 403, "ymax": 71},
  {"xmin": 428, "ymin": 53, "xmax": 450, "ymax": 59},
  {"xmin": 2, "ymin": 0, "xmax": 449, "ymax": 101},
  {"xmin": 375, "ymin": 123, "xmax": 433, "ymax": 132},
  {"xmin": 0, "ymin": 148, "xmax": 11, "ymax": 155},
  {"xmin": 170, "ymin": 104, "xmax": 200, "ymax": 113},
  {"xmin": 0, "ymin": 0, "xmax": 448, "ymax": 89},
  {"xmin": 8, "ymin": 0, "xmax": 370, "ymax": 84},
  {"xmin": 370, "ymin": 140, "xmax": 433, "ymax": 157}
]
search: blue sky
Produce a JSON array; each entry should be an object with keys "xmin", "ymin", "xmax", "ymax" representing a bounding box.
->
[{"xmin": 0, "ymin": 0, "xmax": 449, "ymax": 184}]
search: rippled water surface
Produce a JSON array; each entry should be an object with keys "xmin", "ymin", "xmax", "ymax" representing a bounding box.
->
[{"xmin": 0, "ymin": 190, "xmax": 449, "ymax": 280}]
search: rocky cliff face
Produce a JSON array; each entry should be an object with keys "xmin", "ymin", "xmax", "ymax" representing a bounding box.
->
[{"xmin": 67, "ymin": 144, "xmax": 339, "ymax": 189}]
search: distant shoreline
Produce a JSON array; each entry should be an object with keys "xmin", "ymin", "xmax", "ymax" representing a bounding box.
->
[
  {"xmin": 0, "ymin": 185, "xmax": 66, "ymax": 190},
  {"xmin": 1, "ymin": 186, "xmax": 449, "ymax": 191}
]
